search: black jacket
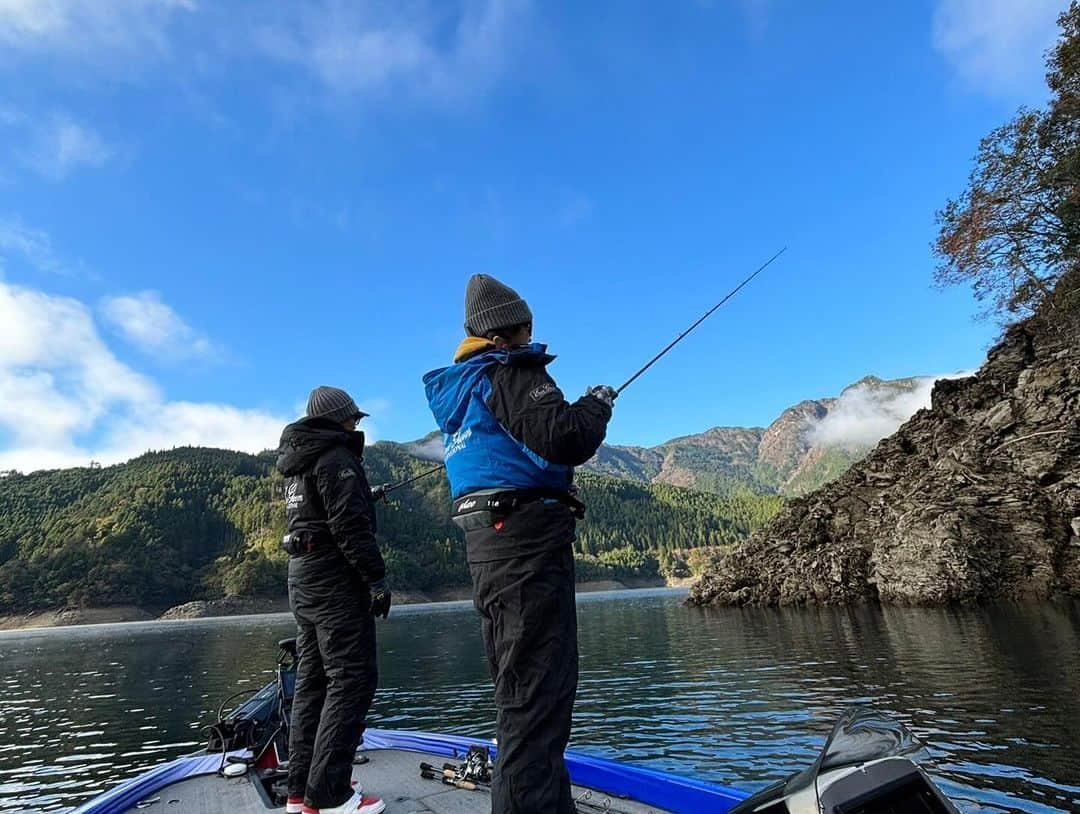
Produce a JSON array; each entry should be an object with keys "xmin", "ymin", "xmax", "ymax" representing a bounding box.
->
[
  {"xmin": 276, "ymin": 417, "xmax": 385, "ymax": 584},
  {"xmin": 486, "ymin": 349, "xmax": 611, "ymax": 468}
]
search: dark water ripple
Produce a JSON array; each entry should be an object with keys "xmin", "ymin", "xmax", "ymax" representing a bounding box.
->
[{"xmin": 1, "ymin": 590, "xmax": 1078, "ymax": 814}]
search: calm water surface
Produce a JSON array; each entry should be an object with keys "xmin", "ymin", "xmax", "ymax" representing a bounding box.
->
[{"xmin": 1, "ymin": 590, "xmax": 1078, "ymax": 814}]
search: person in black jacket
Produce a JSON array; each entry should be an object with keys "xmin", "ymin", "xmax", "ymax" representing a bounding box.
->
[
  {"xmin": 276, "ymin": 386, "xmax": 390, "ymax": 814},
  {"xmin": 424, "ymin": 275, "xmax": 616, "ymax": 814}
]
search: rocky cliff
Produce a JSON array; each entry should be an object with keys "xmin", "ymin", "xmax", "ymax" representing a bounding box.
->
[{"xmin": 690, "ymin": 290, "xmax": 1080, "ymax": 606}]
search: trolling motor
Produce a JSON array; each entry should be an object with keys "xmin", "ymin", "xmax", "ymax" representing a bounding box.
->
[
  {"xmin": 199, "ymin": 639, "xmax": 299, "ymax": 799},
  {"xmin": 204, "ymin": 639, "xmax": 298, "ymax": 776},
  {"xmin": 730, "ymin": 708, "xmax": 958, "ymax": 814}
]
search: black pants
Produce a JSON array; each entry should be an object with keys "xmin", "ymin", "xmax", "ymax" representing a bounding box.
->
[
  {"xmin": 467, "ymin": 502, "xmax": 579, "ymax": 814},
  {"xmin": 287, "ymin": 570, "xmax": 377, "ymax": 808}
]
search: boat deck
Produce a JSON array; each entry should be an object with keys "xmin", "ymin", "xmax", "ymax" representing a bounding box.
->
[{"xmin": 121, "ymin": 748, "xmax": 673, "ymax": 814}]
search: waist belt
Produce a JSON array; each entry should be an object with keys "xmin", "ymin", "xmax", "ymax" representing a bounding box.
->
[
  {"xmin": 281, "ymin": 530, "xmax": 332, "ymax": 557},
  {"xmin": 451, "ymin": 488, "xmax": 586, "ymax": 531}
]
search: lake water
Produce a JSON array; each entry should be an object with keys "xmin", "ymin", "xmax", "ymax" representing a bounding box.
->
[{"xmin": 1, "ymin": 589, "xmax": 1078, "ymax": 814}]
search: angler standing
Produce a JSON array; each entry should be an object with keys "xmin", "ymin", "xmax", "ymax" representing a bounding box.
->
[
  {"xmin": 276, "ymin": 386, "xmax": 390, "ymax": 814},
  {"xmin": 423, "ymin": 275, "xmax": 616, "ymax": 813}
]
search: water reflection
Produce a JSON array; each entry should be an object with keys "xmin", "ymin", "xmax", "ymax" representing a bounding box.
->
[{"xmin": 1, "ymin": 591, "xmax": 1077, "ymax": 814}]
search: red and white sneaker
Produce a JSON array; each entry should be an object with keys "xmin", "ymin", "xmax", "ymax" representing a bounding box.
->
[
  {"xmin": 286, "ymin": 796, "xmax": 304, "ymax": 814},
  {"xmin": 302, "ymin": 791, "xmax": 385, "ymax": 814}
]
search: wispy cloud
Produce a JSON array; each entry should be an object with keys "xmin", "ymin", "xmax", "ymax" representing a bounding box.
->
[
  {"xmin": 254, "ymin": 0, "xmax": 534, "ymax": 104},
  {"xmin": 932, "ymin": 0, "xmax": 1063, "ymax": 99},
  {"xmin": 0, "ymin": 2, "xmax": 532, "ymax": 118},
  {"xmin": 100, "ymin": 290, "xmax": 216, "ymax": 361},
  {"xmin": 0, "ymin": 215, "xmax": 70, "ymax": 274},
  {"xmin": 21, "ymin": 114, "xmax": 112, "ymax": 180},
  {"xmin": 0, "ymin": 0, "xmax": 195, "ymax": 66},
  {"xmin": 0, "ymin": 278, "xmax": 288, "ymax": 472}
]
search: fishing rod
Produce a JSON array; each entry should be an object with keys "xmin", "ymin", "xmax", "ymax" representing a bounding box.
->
[
  {"xmin": 382, "ymin": 251, "xmax": 783, "ymax": 492},
  {"xmin": 383, "ymin": 462, "xmax": 445, "ymax": 495},
  {"xmin": 418, "ymin": 763, "xmax": 630, "ymax": 813},
  {"xmin": 373, "ymin": 462, "xmax": 446, "ymax": 501},
  {"xmin": 420, "ymin": 769, "xmax": 487, "ymax": 791},
  {"xmin": 615, "ymin": 247, "xmax": 787, "ymax": 395}
]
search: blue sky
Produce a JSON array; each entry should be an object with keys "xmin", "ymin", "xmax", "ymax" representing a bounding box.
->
[{"xmin": 0, "ymin": 0, "xmax": 1067, "ymax": 470}]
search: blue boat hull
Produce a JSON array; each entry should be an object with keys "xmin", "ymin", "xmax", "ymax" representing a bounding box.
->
[{"xmin": 72, "ymin": 727, "xmax": 749, "ymax": 814}]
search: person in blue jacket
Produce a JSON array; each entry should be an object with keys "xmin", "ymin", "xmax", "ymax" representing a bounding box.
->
[{"xmin": 424, "ymin": 274, "xmax": 617, "ymax": 814}]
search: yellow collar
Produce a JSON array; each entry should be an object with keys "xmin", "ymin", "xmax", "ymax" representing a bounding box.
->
[{"xmin": 454, "ymin": 336, "xmax": 496, "ymax": 363}]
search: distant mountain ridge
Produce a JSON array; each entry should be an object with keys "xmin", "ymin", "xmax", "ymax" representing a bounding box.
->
[
  {"xmin": 0, "ymin": 373, "xmax": 934, "ymax": 617},
  {"xmin": 584, "ymin": 375, "xmax": 928, "ymax": 496}
]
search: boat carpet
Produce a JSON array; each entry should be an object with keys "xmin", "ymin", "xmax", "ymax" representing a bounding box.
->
[{"xmin": 119, "ymin": 747, "xmax": 673, "ymax": 814}]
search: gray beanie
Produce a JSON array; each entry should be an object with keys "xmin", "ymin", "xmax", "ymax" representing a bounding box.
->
[
  {"xmin": 306, "ymin": 386, "xmax": 367, "ymax": 424},
  {"xmin": 464, "ymin": 274, "xmax": 533, "ymax": 336}
]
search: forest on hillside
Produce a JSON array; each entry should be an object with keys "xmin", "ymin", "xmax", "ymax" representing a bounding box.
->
[{"xmin": 0, "ymin": 444, "xmax": 780, "ymax": 614}]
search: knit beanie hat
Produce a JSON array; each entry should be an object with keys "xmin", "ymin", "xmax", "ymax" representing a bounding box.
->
[
  {"xmin": 306, "ymin": 386, "xmax": 367, "ymax": 424},
  {"xmin": 464, "ymin": 274, "xmax": 533, "ymax": 336}
]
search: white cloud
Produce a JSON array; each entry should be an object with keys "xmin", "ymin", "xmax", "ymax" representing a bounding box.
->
[
  {"xmin": 0, "ymin": 0, "xmax": 195, "ymax": 64},
  {"xmin": 808, "ymin": 374, "xmax": 974, "ymax": 449},
  {"xmin": 932, "ymin": 0, "xmax": 1063, "ymax": 99},
  {"xmin": 97, "ymin": 401, "xmax": 286, "ymax": 465},
  {"xmin": 22, "ymin": 115, "xmax": 111, "ymax": 180},
  {"xmin": 0, "ymin": 215, "xmax": 68, "ymax": 274},
  {"xmin": 0, "ymin": 282, "xmax": 158, "ymax": 447},
  {"xmin": 0, "ymin": 278, "xmax": 290, "ymax": 473},
  {"xmin": 405, "ymin": 435, "xmax": 445, "ymax": 462},
  {"xmin": 100, "ymin": 290, "xmax": 215, "ymax": 361},
  {"xmin": 254, "ymin": 0, "xmax": 533, "ymax": 104}
]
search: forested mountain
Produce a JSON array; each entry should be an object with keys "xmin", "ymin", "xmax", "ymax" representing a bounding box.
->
[
  {"xmin": 584, "ymin": 375, "xmax": 927, "ymax": 496},
  {"xmin": 0, "ymin": 444, "xmax": 780, "ymax": 615},
  {"xmin": 0, "ymin": 374, "xmax": 934, "ymax": 616}
]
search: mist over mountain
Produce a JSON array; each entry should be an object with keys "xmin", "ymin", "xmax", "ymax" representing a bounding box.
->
[{"xmin": 584, "ymin": 375, "xmax": 942, "ymax": 496}]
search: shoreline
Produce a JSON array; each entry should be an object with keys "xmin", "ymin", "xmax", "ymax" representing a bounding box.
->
[{"xmin": 0, "ymin": 578, "xmax": 692, "ymax": 632}]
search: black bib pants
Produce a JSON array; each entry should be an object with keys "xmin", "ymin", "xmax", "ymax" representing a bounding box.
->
[
  {"xmin": 466, "ymin": 500, "xmax": 579, "ymax": 814},
  {"xmin": 287, "ymin": 556, "xmax": 377, "ymax": 809},
  {"xmin": 275, "ymin": 417, "xmax": 385, "ymax": 810}
]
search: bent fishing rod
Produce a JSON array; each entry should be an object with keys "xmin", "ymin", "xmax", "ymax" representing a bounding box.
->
[
  {"xmin": 615, "ymin": 246, "xmax": 787, "ymax": 395},
  {"xmin": 389, "ymin": 247, "xmax": 785, "ymax": 491}
]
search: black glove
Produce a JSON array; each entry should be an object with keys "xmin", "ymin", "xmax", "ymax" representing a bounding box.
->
[
  {"xmin": 369, "ymin": 578, "xmax": 392, "ymax": 619},
  {"xmin": 371, "ymin": 484, "xmax": 390, "ymax": 502},
  {"xmin": 585, "ymin": 385, "xmax": 618, "ymax": 408}
]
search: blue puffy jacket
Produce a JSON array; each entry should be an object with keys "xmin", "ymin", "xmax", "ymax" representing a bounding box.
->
[{"xmin": 423, "ymin": 340, "xmax": 611, "ymax": 499}]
